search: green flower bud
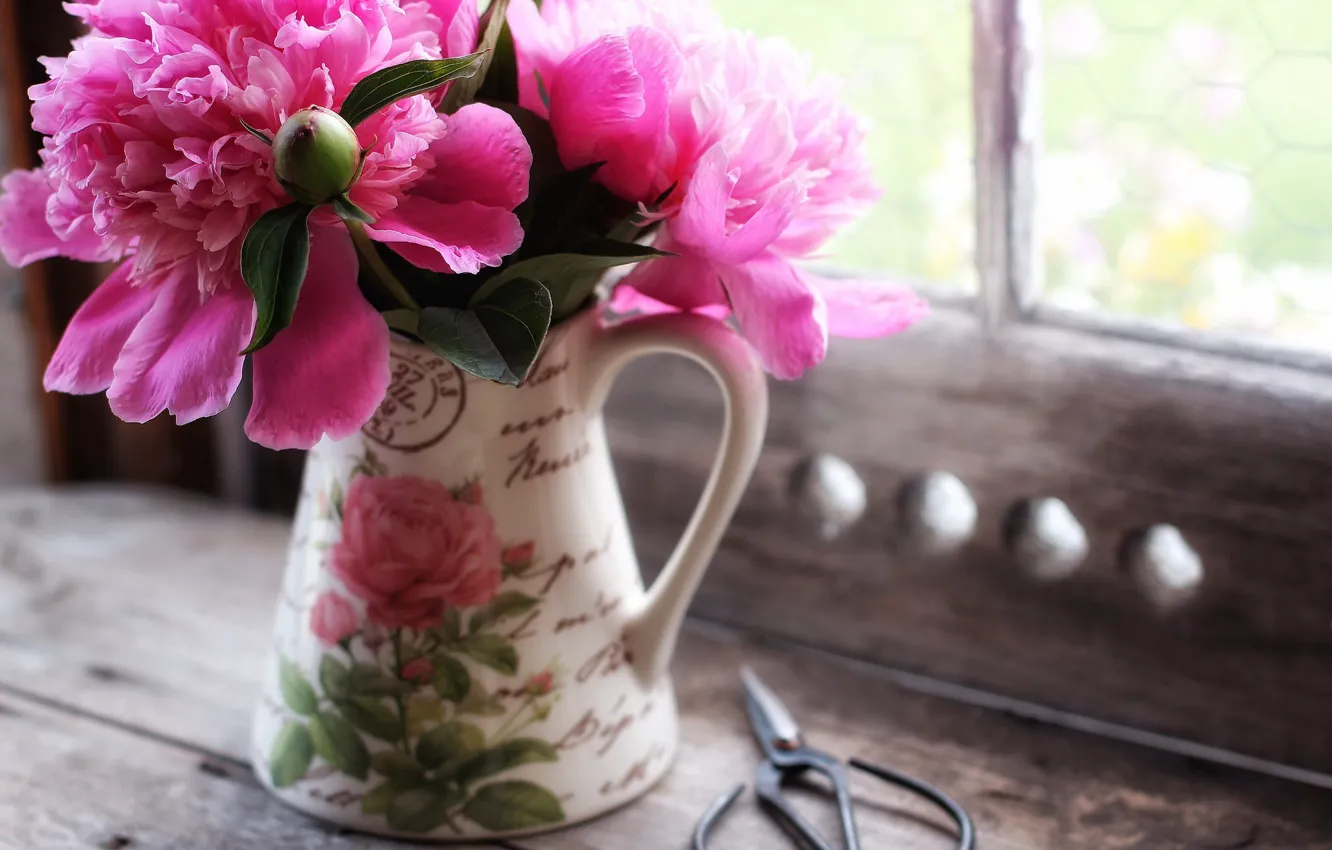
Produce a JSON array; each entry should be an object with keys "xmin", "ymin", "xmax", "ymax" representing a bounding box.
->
[{"xmin": 272, "ymin": 106, "xmax": 362, "ymax": 205}]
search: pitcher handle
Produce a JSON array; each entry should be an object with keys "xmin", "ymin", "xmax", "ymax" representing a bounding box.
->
[{"xmin": 581, "ymin": 311, "xmax": 770, "ymax": 685}]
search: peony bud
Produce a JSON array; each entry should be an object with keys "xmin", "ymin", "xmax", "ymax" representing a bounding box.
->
[{"xmin": 272, "ymin": 106, "xmax": 362, "ymax": 205}]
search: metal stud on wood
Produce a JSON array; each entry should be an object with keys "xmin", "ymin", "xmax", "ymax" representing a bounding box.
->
[
  {"xmin": 789, "ymin": 453, "xmax": 867, "ymax": 541},
  {"xmin": 1005, "ymin": 497, "xmax": 1088, "ymax": 582},
  {"xmin": 897, "ymin": 471, "xmax": 978, "ymax": 555},
  {"xmin": 1122, "ymin": 525, "xmax": 1204, "ymax": 610}
]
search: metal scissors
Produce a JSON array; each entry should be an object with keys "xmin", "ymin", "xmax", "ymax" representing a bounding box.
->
[{"xmin": 693, "ymin": 668, "xmax": 976, "ymax": 850}]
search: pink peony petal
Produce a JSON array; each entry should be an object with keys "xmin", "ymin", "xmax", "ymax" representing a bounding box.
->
[
  {"xmin": 246, "ymin": 225, "xmax": 390, "ymax": 451},
  {"xmin": 673, "ymin": 146, "xmax": 801, "ymax": 265},
  {"xmin": 429, "ymin": 0, "xmax": 481, "ymax": 57},
  {"xmin": 44, "ymin": 261, "xmax": 157, "ymax": 395},
  {"xmin": 607, "ymin": 284, "xmax": 731, "ymax": 322},
  {"xmin": 810, "ymin": 275, "xmax": 930, "ymax": 339},
  {"xmin": 410, "ymin": 103, "xmax": 532, "ymax": 210},
  {"xmin": 0, "ymin": 169, "xmax": 114, "ymax": 267},
  {"xmin": 366, "ymin": 196, "xmax": 523, "ymax": 275},
  {"xmin": 107, "ymin": 271, "xmax": 254, "ymax": 425},
  {"xmin": 718, "ymin": 253, "xmax": 827, "ymax": 380},
  {"xmin": 617, "ymin": 249, "xmax": 726, "ymax": 311},
  {"xmin": 549, "ymin": 28, "xmax": 682, "ymax": 202}
]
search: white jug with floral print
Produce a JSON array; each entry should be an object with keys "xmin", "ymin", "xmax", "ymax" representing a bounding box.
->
[{"xmin": 252, "ymin": 307, "xmax": 769, "ymax": 841}]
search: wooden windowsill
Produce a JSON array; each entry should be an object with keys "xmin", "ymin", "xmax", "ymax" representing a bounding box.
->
[{"xmin": 0, "ymin": 487, "xmax": 1328, "ymax": 849}]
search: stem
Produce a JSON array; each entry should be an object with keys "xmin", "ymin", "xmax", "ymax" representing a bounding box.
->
[
  {"xmin": 489, "ymin": 697, "xmax": 534, "ymax": 744},
  {"xmin": 391, "ymin": 631, "xmax": 411, "ymax": 754},
  {"xmin": 347, "ymin": 221, "xmax": 421, "ymax": 311}
]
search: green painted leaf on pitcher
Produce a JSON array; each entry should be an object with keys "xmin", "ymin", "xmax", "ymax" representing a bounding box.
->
[
  {"xmin": 320, "ymin": 654, "xmax": 351, "ymax": 701},
  {"xmin": 269, "ymin": 722, "xmax": 314, "ymax": 788},
  {"xmin": 468, "ymin": 591, "xmax": 539, "ymax": 634},
  {"xmin": 310, "ymin": 711, "xmax": 371, "ymax": 781},
  {"xmin": 371, "ymin": 750, "xmax": 426, "ymax": 784},
  {"xmin": 387, "ymin": 786, "xmax": 467, "ymax": 834},
  {"xmin": 339, "ymin": 696, "xmax": 401, "ymax": 743},
  {"xmin": 430, "ymin": 652, "xmax": 471, "ymax": 703},
  {"xmin": 279, "ymin": 658, "xmax": 318, "ymax": 716},
  {"xmin": 454, "ymin": 738, "xmax": 558, "ymax": 787},
  {"xmin": 458, "ymin": 633, "xmax": 518, "ymax": 675},
  {"xmin": 417, "ymin": 721, "xmax": 485, "ymax": 770},
  {"xmin": 462, "ymin": 781, "xmax": 565, "ymax": 832}
]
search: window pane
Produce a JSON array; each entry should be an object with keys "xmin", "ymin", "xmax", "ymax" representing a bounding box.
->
[
  {"xmin": 1043, "ymin": 0, "xmax": 1332, "ymax": 349},
  {"xmin": 712, "ymin": 0, "xmax": 975, "ymax": 290}
]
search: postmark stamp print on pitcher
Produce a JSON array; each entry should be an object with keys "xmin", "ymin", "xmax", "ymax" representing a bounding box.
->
[
  {"xmin": 363, "ymin": 351, "xmax": 467, "ymax": 452},
  {"xmin": 266, "ymin": 454, "xmax": 568, "ymax": 836}
]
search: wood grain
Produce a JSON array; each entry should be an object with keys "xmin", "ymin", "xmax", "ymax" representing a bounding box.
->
[
  {"xmin": 0, "ymin": 489, "xmax": 1329, "ymax": 848},
  {"xmin": 605, "ymin": 306, "xmax": 1332, "ymax": 775}
]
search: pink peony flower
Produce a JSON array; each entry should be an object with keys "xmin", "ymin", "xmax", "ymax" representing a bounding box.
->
[
  {"xmin": 310, "ymin": 591, "xmax": 359, "ymax": 646},
  {"xmin": 510, "ymin": 0, "xmax": 928, "ymax": 379},
  {"xmin": 329, "ymin": 474, "xmax": 503, "ymax": 630},
  {"xmin": 401, "ymin": 657, "xmax": 434, "ymax": 683},
  {"xmin": 0, "ymin": 0, "xmax": 533, "ymax": 449}
]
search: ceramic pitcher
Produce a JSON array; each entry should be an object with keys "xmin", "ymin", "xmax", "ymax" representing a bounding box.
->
[{"xmin": 251, "ymin": 307, "xmax": 769, "ymax": 840}]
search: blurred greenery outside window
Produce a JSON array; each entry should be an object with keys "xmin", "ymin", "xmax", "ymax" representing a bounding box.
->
[{"xmin": 713, "ymin": 0, "xmax": 1332, "ymax": 352}]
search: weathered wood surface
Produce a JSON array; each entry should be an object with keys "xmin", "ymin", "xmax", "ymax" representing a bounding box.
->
[
  {"xmin": 605, "ymin": 306, "xmax": 1332, "ymax": 774},
  {"xmin": 0, "ymin": 488, "xmax": 1329, "ymax": 849}
]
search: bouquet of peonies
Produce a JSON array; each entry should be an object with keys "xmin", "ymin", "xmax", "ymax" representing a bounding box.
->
[{"xmin": 0, "ymin": 0, "xmax": 926, "ymax": 451}]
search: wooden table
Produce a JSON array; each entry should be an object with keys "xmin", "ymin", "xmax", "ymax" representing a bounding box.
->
[{"xmin": 1, "ymin": 488, "xmax": 1329, "ymax": 849}]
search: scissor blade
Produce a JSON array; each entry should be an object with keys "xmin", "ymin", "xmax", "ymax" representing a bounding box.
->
[{"xmin": 740, "ymin": 667, "xmax": 803, "ymax": 748}]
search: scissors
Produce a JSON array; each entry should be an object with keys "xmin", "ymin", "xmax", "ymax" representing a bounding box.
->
[{"xmin": 693, "ymin": 668, "xmax": 976, "ymax": 850}]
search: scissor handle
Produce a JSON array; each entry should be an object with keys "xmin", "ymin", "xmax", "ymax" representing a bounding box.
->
[
  {"xmin": 692, "ymin": 753, "xmax": 976, "ymax": 850},
  {"xmin": 849, "ymin": 758, "xmax": 976, "ymax": 850},
  {"xmin": 755, "ymin": 755, "xmax": 858, "ymax": 850}
]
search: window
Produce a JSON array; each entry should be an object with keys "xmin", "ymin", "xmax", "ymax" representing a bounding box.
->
[{"xmin": 608, "ymin": 0, "xmax": 1332, "ymax": 779}]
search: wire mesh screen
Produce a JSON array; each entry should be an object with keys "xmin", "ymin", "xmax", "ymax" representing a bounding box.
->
[
  {"xmin": 1042, "ymin": 0, "xmax": 1332, "ymax": 349},
  {"xmin": 712, "ymin": 0, "xmax": 975, "ymax": 291}
]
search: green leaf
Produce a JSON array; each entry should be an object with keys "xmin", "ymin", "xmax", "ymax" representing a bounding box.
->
[
  {"xmin": 462, "ymin": 781, "xmax": 565, "ymax": 832},
  {"xmin": 468, "ymin": 591, "xmax": 540, "ymax": 634},
  {"xmin": 455, "ymin": 739, "xmax": 559, "ymax": 787},
  {"xmin": 458, "ymin": 633, "xmax": 519, "ymax": 675},
  {"xmin": 443, "ymin": 0, "xmax": 513, "ymax": 113},
  {"xmin": 371, "ymin": 750, "xmax": 427, "ymax": 784},
  {"xmin": 320, "ymin": 655, "xmax": 351, "ymax": 701},
  {"xmin": 416, "ymin": 721, "xmax": 485, "ymax": 770},
  {"xmin": 310, "ymin": 711, "xmax": 371, "ymax": 780},
  {"xmin": 340, "ymin": 54, "xmax": 486, "ymax": 127},
  {"xmin": 279, "ymin": 658, "xmax": 318, "ymax": 717},
  {"xmin": 238, "ymin": 117, "xmax": 272, "ymax": 145},
  {"xmin": 387, "ymin": 786, "xmax": 466, "ymax": 834},
  {"xmin": 350, "ymin": 663, "xmax": 414, "ymax": 697},
  {"xmin": 457, "ymin": 680, "xmax": 507, "ymax": 717},
  {"xmin": 339, "ymin": 696, "xmax": 402, "ymax": 743},
  {"xmin": 431, "ymin": 653, "xmax": 471, "ymax": 703},
  {"xmin": 269, "ymin": 722, "xmax": 315, "ymax": 788},
  {"xmin": 333, "ymin": 195, "xmax": 374, "ymax": 224},
  {"xmin": 418, "ymin": 279, "xmax": 552, "ymax": 386},
  {"xmin": 362, "ymin": 782, "xmax": 395, "ymax": 816},
  {"xmin": 241, "ymin": 203, "xmax": 314, "ymax": 354},
  {"xmin": 406, "ymin": 695, "xmax": 449, "ymax": 736},
  {"xmin": 472, "ymin": 241, "xmax": 670, "ymax": 307}
]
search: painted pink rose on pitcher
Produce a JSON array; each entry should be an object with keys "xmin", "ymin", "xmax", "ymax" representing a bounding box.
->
[
  {"xmin": 310, "ymin": 592, "xmax": 359, "ymax": 646},
  {"xmin": 329, "ymin": 475, "xmax": 503, "ymax": 630}
]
